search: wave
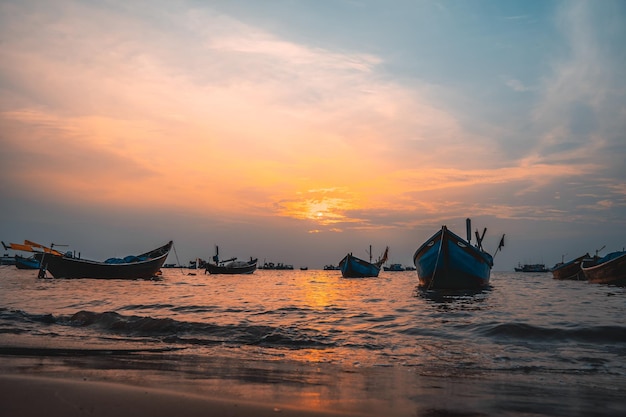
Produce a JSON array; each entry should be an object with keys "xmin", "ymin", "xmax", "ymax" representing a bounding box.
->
[
  {"xmin": 476, "ymin": 322, "xmax": 626, "ymax": 344},
  {"xmin": 0, "ymin": 308, "xmax": 336, "ymax": 349}
]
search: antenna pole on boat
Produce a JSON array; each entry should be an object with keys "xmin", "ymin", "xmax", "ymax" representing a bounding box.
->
[
  {"xmin": 595, "ymin": 245, "xmax": 605, "ymax": 257},
  {"xmin": 493, "ymin": 234, "xmax": 505, "ymax": 259},
  {"xmin": 466, "ymin": 218, "xmax": 471, "ymax": 245}
]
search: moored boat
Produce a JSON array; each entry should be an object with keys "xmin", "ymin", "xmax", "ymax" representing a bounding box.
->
[
  {"xmin": 383, "ymin": 263, "xmax": 404, "ymax": 272},
  {"xmin": 37, "ymin": 241, "xmax": 173, "ymax": 279},
  {"xmin": 551, "ymin": 253, "xmax": 597, "ymax": 280},
  {"xmin": 0, "ymin": 253, "xmax": 15, "ymax": 266},
  {"xmin": 514, "ymin": 263, "xmax": 549, "ymax": 272},
  {"xmin": 205, "ymin": 246, "xmax": 257, "ymax": 275},
  {"xmin": 413, "ymin": 219, "xmax": 503, "ymax": 290},
  {"xmin": 581, "ymin": 251, "xmax": 626, "ymax": 286},
  {"xmin": 15, "ymin": 254, "xmax": 40, "ymax": 270},
  {"xmin": 339, "ymin": 246, "xmax": 388, "ymax": 278}
]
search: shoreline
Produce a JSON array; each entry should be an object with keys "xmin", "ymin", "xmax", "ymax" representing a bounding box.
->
[
  {"xmin": 2, "ymin": 351, "xmax": 626, "ymax": 416},
  {"xmin": 0, "ymin": 373, "xmax": 369, "ymax": 417}
]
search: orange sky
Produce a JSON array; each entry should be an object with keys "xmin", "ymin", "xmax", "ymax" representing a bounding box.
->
[{"xmin": 1, "ymin": 1, "xmax": 625, "ymax": 268}]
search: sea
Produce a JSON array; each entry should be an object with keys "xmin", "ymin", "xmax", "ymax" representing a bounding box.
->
[{"xmin": 1, "ymin": 266, "xmax": 625, "ymax": 416}]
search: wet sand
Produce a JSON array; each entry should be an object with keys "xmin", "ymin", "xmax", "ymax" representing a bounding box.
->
[{"xmin": 0, "ymin": 374, "xmax": 369, "ymax": 417}]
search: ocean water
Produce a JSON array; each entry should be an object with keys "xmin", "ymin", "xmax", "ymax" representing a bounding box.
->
[{"xmin": 1, "ymin": 266, "xmax": 625, "ymax": 416}]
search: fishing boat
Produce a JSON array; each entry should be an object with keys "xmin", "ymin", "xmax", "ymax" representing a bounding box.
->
[
  {"xmin": 37, "ymin": 241, "xmax": 173, "ymax": 279},
  {"xmin": 339, "ymin": 246, "xmax": 388, "ymax": 278},
  {"xmin": 14, "ymin": 254, "xmax": 40, "ymax": 270},
  {"xmin": 383, "ymin": 263, "xmax": 404, "ymax": 272},
  {"xmin": 551, "ymin": 253, "xmax": 598, "ymax": 280},
  {"xmin": 205, "ymin": 246, "xmax": 257, "ymax": 275},
  {"xmin": 0, "ymin": 253, "xmax": 15, "ymax": 266},
  {"xmin": 2, "ymin": 240, "xmax": 64, "ymax": 268},
  {"xmin": 514, "ymin": 263, "xmax": 549, "ymax": 273},
  {"xmin": 581, "ymin": 251, "xmax": 626, "ymax": 286},
  {"xmin": 413, "ymin": 219, "xmax": 504, "ymax": 290}
]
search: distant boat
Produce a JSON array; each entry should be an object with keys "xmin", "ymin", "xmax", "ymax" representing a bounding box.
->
[
  {"xmin": 581, "ymin": 251, "xmax": 626, "ymax": 286},
  {"xmin": 300, "ymin": 266, "xmax": 308, "ymax": 271},
  {"xmin": 2, "ymin": 240, "xmax": 64, "ymax": 268},
  {"xmin": 261, "ymin": 262, "xmax": 294, "ymax": 270},
  {"xmin": 0, "ymin": 253, "xmax": 15, "ymax": 266},
  {"xmin": 551, "ymin": 253, "xmax": 598, "ymax": 281},
  {"xmin": 15, "ymin": 254, "xmax": 40, "ymax": 270},
  {"xmin": 205, "ymin": 246, "xmax": 257, "ymax": 275},
  {"xmin": 413, "ymin": 219, "xmax": 504, "ymax": 290},
  {"xmin": 383, "ymin": 263, "xmax": 404, "ymax": 272},
  {"xmin": 514, "ymin": 263, "xmax": 549, "ymax": 273},
  {"xmin": 36, "ymin": 241, "xmax": 173, "ymax": 279},
  {"xmin": 323, "ymin": 264, "xmax": 339, "ymax": 270},
  {"xmin": 339, "ymin": 246, "xmax": 388, "ymax": 278}
]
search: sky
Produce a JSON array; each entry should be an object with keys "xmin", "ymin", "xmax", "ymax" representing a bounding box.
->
[{"xmin": 1, "ymin": 0, "xmax": 625, "ymax": 270}]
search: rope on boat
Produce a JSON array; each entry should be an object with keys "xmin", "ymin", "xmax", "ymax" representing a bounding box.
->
[
  {"xmin": 171, "ymin": 243, "xmax": 185, "ymax": 275},
  {"xmin": 428, "ymin": 230, "xmax": 444, "ymax": 290}
]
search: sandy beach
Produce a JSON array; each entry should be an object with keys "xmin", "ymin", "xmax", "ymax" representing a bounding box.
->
[{"xmin": 0, "ymin": 373, "xmax": 370, "ymax": 417}]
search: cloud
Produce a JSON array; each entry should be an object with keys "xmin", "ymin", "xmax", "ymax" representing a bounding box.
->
[
  {"xmin": 504, "ymin": 77, "xmax": 529, "ymax": 92},
  {"xmin": 1, "ymin": 0, "xmax": 624, "ymax": 260}
]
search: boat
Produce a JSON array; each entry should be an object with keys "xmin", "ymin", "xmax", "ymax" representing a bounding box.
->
[
  {"xmin": 383, "ymin": 263, "xmax": 404, "ymax": 272},
  {"xmin": 551, "ymin": 253, "xmax": 598, "ymax": 280},
  {"xmin": 514, "ymin": 263, "xmax": 549, "ymax": 272},
  {"xmin": 14, "ymin": 254, "xmax": 40, "ymax": 270},
  {"xmin": 581, "ymin": 251, "xmax": 626, "ymax": 286},
  {"xmin": 323, "ymin": 264, "xmax": 339, "ymax": 270},
  {"xmin": 2, "ymin": 240, "xmax": 64, "ymax": 268},
  {"xmin": 413, "ymin": 219, "xmax": 504, "ymax": 290},
  {"xmin": 205, "ymin": 246, "xmax": 257, "ymax": 275},
  {"xmin": 36, "ymin": 241, "xmax": 173, "ymax": 279},
  {"xmin": 339, "ymin": 246, "xmax": 388, "ymax": 278},
  {"xmin": 261, "ymin": 262, "xmax": 294, "ymax": 270},
  {"xmin": 0, "ymin": 253, "xmax": 15, "ymax": 266}
]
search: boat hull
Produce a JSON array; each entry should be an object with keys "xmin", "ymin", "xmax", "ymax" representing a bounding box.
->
[
  {"xmin": 581, "ymin": 252, "xmax": 626, "ymax": 285},
  {"xmin": 205, "ymin": 259, "xmax": 257, "ymax": 275},
  {"xmin": 15, "ymin": 255, "xmax": 40, "ymax": 270},
  {"xmin": 339, "ymin": 253, "xmax": 381, "ymax": 278},
  {"xmin": 38, "ymin": 241, "xmax": 172, "ymax": 279},
  {"xmin": 413, "ymin": 226, "xmax": 493, "ymax": 289},
  {"xmin": 551, "ymin": 254, "xmax": 591, "ymax": 280}
]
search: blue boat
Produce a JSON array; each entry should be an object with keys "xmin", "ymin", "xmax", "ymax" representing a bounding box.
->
[
  {"xmin": 15, "ymin": 254, "xmax": 40, "ymax": 270},
  {"xmin": 339, "ymin": 246, "xmax": 388, "ymax": 278},
  {"xmin": 413, "ymin": 219, "xmax": 503, "ymax": 289}
]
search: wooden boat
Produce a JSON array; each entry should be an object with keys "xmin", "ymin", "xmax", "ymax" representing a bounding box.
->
[
  {"xmin": 15, "ymin": 254, "xmax": 40, "ymax": 270},
  {"xmin": 413, "ymin": 219, "xmax": 503, "ymax": 290},
  {"xmin": 37, "ymin": 241, "xmax": 173, "ymax": 279},
  {"xmin": 581, "ymin": 251, "xmax": 626, "ymax": 285},
  {"xmin": 2, "ymin": 240, "xmax": 63, "ymax": 268},
  {"xmin": 551, "ymin": 253, "xmax": 596, "ymax": 280},
  {"xmin": 205, "ymin": 246, "xmax": 257, "ymax": 275},
  {"xmin": 339, "ymin": 246, "xmax": 388, "ymax": 278}
]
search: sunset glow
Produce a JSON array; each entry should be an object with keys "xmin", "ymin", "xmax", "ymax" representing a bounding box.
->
[{"xmin": 1, "ymin": 1, "xmax": 625, "ymax": 269}]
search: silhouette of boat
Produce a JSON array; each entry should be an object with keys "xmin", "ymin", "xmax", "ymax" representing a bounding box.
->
[
  {"xmin": 581, "ymin": 251, "xmax": 626, "ymax": 285},
  {"xmin": 413, "ymin": 219, "xmax": 504, "ymax": 290},
  {"xmin": 205, "ymin": 246, "xmax": 257, "ymax": 275},
  {"xmin": 339, "ymin": 246, "xmax": 388, "ymax": 278},
  {"xmin": 37, "ymin": 241, "xmax": 172, "ymax": 279}
]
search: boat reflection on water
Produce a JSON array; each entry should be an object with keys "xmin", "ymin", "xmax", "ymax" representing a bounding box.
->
[{"xmin": 413, "ymin": 286, "xmax": 492, "ymax": 310}]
